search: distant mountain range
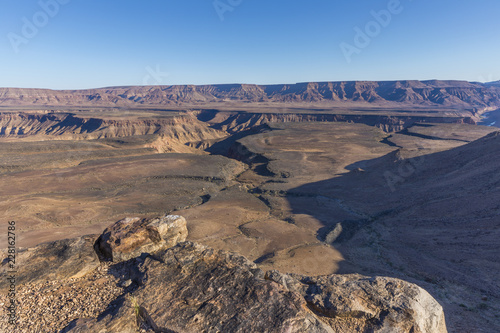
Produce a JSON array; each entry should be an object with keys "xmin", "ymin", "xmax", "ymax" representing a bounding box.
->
[
  {"xmin": 1, "ymin": 80, "xmax": 500, "ymax": 109},
  {"xmin": 484, "ymin": 80, "xmax": 500, "ymax": 87}
]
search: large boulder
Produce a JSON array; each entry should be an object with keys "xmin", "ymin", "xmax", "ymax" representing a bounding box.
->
[
  {"xmin": 266, "ymin": 270, "xmax": 447, "ymax": 333},
  {"xmin": 93, "ymin": 214, "xmax": 188, "ymax": 262}
]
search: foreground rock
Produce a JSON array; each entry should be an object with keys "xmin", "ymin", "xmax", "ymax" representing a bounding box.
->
[
  {"xmin": 94, "ymin": 215, "xmax": 188, "ymax": 262},
  {"xmin": 64, "ymin": 242, "xmax": 447, "ymax": 333},
  {"xmin": 63, "ymin": 242, "xmax": 334, "ymax": 333},
  {"xmin": 0, "ymin": 215, "xmax": 447, "ymax": 332},
  {"xmin": 266, "ymin": 270, "xmax": 447, "ymax": 333},
  {"xmin": 0, "ymin": 235, "xmax": 99, "ymax": 289}
]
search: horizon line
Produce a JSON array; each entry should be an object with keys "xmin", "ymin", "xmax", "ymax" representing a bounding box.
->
[{"xmin": 1, "ymin": 79, "xmax": 498, "ymax": 91}]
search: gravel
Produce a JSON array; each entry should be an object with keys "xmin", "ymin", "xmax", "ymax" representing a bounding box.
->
[{"xmin": 0, "ymin": 264, "xmax": 124, "ymax": 333}]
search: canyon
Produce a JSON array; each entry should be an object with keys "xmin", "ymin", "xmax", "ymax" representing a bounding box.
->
[{"xmin": 0, "ymin": 80, "xmax": 499, "ymax": 332}]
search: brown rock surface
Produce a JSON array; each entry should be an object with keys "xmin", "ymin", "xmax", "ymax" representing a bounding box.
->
[
  {"xmin": 94, "ymin": 215, "xmax": 188, "ymax": 262},
  {"xmin": 0, "ymin": 235, "xmax": 99, "ymax": 289},
  {"xmin": 266, "ymin": 270, "xmax": 446, "ymax": 333},
  {"xmin": 63, "ymin": 242, "xmax": 446, "ymax": 333}
]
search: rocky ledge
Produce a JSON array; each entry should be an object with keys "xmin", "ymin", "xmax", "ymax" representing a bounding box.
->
[{"xmin": 0, "ymin": 215, "xmax": 447, "ymax": 333}]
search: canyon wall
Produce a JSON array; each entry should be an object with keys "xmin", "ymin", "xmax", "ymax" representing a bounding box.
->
[{"xmin": 1, "ymin": 80, "xmax": 500, "ymax": 109}]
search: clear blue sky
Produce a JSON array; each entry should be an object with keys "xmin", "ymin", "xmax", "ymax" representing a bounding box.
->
[{"xmin": 0, "ymin": 0, "xmax": 499, "ymax": 89}]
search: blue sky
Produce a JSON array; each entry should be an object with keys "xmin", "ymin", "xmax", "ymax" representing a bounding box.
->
[{"xmin": 0, "ymin": 0, "xmax": 499, "ymax": 89}]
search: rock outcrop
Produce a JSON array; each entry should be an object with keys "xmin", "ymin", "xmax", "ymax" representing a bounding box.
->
[
  {"xmin": 0, "ymin": 112, "xmax": 227, "ymax": 150},
  {"xmin": 266, "ymin": 270, "xmax": 447, "ymax": 333},
  {"xmin": 65, "ymin": 242, "xmax": 447, "ymax": 333},
  {"xmin": 94, "ymin": 215, "xmax": 188, "ymax": 262},
  {"xmin": 0, "ymin": 215, "xmax": 447, "ymax": 333},
  {"xmin": 0, "ymin": 235, "xmax": 99, "ymax": 289}
]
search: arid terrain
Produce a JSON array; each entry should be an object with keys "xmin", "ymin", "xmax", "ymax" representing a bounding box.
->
[{"xmin": 1, "ymin": 80, "xmax": 500, "ymax": 332}]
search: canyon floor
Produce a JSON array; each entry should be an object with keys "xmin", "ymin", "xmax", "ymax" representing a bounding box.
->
[{"xmin": 0, "ymin": 106, "xmax": 499, "ymax": 332}]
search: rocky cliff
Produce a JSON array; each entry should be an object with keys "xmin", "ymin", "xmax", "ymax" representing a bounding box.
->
[
  {"xmin": 0, "ymin": 215, "xmax": 447, "ymax": 333},
  {"xmin": 0, "ymin": 109, "xmax": 478, "ymax": 152},
  {"xmin": 0, "ymin": 112, "xmax": 228, "ymax": 153},
  {"xmin": 0, "ymin": 112, "xmax": 222, "ymax": 139},
  {"xmin": 1, "ymin": 80, "xmax": 500, "ymax": 109}
]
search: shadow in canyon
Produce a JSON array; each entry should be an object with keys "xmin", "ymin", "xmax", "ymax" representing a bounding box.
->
[{"xmin": 284, "ymin": 132, "xmax": 500, "ymax": 331}]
